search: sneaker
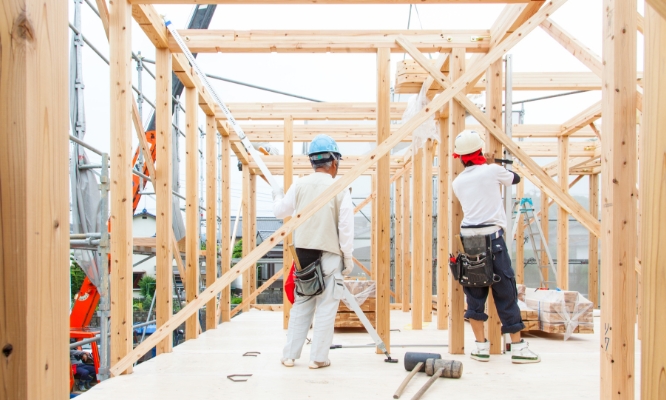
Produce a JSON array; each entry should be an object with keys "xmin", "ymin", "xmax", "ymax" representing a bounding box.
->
[
  {"xmin": 281, "ymin": 358, "xmax": 295, "ymax": 367},
  {"xmin": 308, "ymin": 359, "xmax": 331, "ymax": 369},
  {"xmin": 511, "ymin": 340, "xmax": 541, "ymax": 364},
  {"xmin": 471, "ymin": 339, "xmax": 490, "ymax": 362}
]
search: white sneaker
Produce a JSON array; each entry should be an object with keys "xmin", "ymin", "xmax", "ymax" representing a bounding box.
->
[
  {"xmin": 281, "ymin": 358, "xmax": 295, "ymax": 367},
  {"xmin": 471, "ymin": 339, "xmax": 490, "ymax": 362},
  {"xmin": 511, "ymin": 340, "xmax": 540, "ymax": 364},
  {"xmin": 308, "ymin": 359, "xmax": 331, "ymax": 369}
]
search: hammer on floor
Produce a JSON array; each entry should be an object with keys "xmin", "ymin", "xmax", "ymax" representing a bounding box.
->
[
  {"xmin": 392, "ymin": 352, "xmax": 442, "ymax": 399},
  {"xmin": 410, "ymin": 359, "xmax": 463, "ymax": 400}
]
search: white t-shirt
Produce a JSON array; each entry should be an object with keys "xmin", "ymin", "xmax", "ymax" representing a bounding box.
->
[{"xmin": 451, "ymin": 164, "xmax": 515, "ymax": 231}]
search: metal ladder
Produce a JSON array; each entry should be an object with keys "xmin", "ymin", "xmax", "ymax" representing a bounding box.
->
[{"xmin": 511, "ymin": 197, "xmax": 558, "ymax": 289}]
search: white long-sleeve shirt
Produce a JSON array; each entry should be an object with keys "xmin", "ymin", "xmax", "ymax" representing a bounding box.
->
[{"xmin": 273, "ymin": 172, "xmax": 354, "ymax": 258}]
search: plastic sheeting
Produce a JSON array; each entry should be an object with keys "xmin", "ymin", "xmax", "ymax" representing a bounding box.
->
[
  {"xmin": 524, "ymin": 289, "xmax": 593, "ymax": 340},
  {"xmin": 341, "ymin": 280, "xmax": 376, "ymax": 309},
  {"xmin": 401, "ymin": 82, "xmax": 439, "ymax": 150}
]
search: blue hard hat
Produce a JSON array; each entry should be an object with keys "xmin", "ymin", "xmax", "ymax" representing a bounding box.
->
[{"xmin": 308, "ymin": 134, "xmax": 341, "ymax": 158}]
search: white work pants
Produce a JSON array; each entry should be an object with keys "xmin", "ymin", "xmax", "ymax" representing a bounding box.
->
[{"xmin": 283, "ymin": 251, "xmax": 343, "ymax": 362}]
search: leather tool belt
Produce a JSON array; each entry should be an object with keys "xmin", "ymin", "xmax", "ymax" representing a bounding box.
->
[{"xmin": 449, "ymin": 228, "xmax": 502, "ymax": 287}]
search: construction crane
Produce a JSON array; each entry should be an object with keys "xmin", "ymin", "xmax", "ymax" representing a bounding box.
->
[{"xmin": 69, "ymin": 5, "xmax": 217, "ymax": 387}]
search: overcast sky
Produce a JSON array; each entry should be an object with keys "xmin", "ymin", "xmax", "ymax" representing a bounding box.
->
[{"xmin": 70, "ymin": 0, "xmax": 645, "ymax": 219}]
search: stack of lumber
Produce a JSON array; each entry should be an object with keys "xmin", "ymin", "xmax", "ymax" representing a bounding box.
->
[
  {"xmin": 522, "ymin": 287, "xmax": 594, "ymax": 338},
  {"xmin": 334, "ymin": 280, "xmax": 376, "ymax": 329},
  {"xmin": 519, "ymin": 300, "xmax": 539, "ymax": 331}
]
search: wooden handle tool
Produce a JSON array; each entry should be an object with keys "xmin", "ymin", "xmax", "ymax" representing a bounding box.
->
[
  {"xmin": 288, "ymin": 243, "xmax": 302, "ymax": 271},
  {"xmin": 410, "ymin": 368, "xmax": 443, "ymax": 400},
  {"xmin": 393, "ymin": 361, "xmax": 423, "ymax": 399}
]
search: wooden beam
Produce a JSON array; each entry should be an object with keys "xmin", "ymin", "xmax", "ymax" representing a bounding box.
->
[
  {"xmin": 448, "ymin": 47, "xmax": 466, "ymax": 354},
  {"xmin": 131, "ymin": 4, "xmax": 168, "ymax": 48},
  {"xmin": 352, "ymin": 257, "xmax": 372, "ymax": 278},
  {"xmin": 249, "ymin": 174, "xmax": 257, "ymax": 305},
  {"xmin": 540, "ymin": 191, "xmax": 550, "ymax": 283},
  {"xmin": 540, "ymin": 18, "xmax": 603, "ymax": 76},
  {"xmin": 601, "ymin": 0, "xmax": 637, "ymax": 397},
  {"xmin": 242, "ymin": 167, "xmax": 252, "ymax": 313},
  {"xmin": 217, "ymin": 102, "xmax": 407, "ymax": 121},
  {"xmin": 95, "ymin": 0, "xmax": 111, "ymax": 37},
  {"xmin": 0, "ymin": 0, "xmax": 69, "ymax": 395},
  {"xmin": 411, "ymin": 146, "xmax": 424, "ymax": 331},
  {"xmin": 397, "ymin": 70, "xmax": 623, "ymax": 94},
  {"xmin": 171, "ymin": 29, "xmax": 491, "ymax": 54},
  {"xmin": 559, "ymin": 101, "xmax": 602, "ymax": 137},
  {"xmin": 109, "ymin": 0, "xmax": 133, "ymax": 375},
  {"xmin": 394, "ymin": 176, "xmax": 403, "ymax": 303},
  {"xmin": 218, "ymin": 134, "xmax": 232, "ymax": 323},
  {"xmin": 646, "ymin": 0, "xmax": 666, "ymax": 21},
  {"xmin": 231, "ymin": 270, "xmax": 284, "ymax": 318},
  {"xmin": 490, "ymin": 2, "xmax": 545, "ymax": 48},
  {"xmin": 402, "ymin": 172, "xmax": 412, "ymax": 313},
  {"xmin": 371, "ymin": 175, "xmax": 377, "ymax": 282},
  {"xmin": 437, "ymin": 118, "xmax": 450, "ymax": 329},
  {"xmin": 640, "ymin": 6, "xmax": 666, "ymax": 397},
  {"xmin": 557, "ymin": 136, "xmax": 569, "ymax": 290},
  {"xmin": 588, "ymin": 173, "xmax": 599, "ymax": 308},
  {"xmin": 155, "ymin": 48, "xmax": 174, "ymax": 354},
  {"xmin": 185, "ymin": 87, "xmax": 200, "ymax": 341},
  {"xmin": 482, "ymin": 57, "xmax": 502, "ymax": 356},
  {"xmin": 283, "ymin": 117, "xmax": 294, "ymax": 328},
  {"xmin": 423, "ymin": 139, "xmax": 435, "ymax": 323},
  {"xmin": 109, "ymin": 0, "xmax": 568, "ymax": 373},
  {"xmin": 205, "ymin": 116, "xmax": 218, "ymax": 330}
]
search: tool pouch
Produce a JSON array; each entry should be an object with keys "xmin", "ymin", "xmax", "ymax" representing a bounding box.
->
[
  {"xmin": 294, "ymin": 250, "xmax": 325, "ymax": 299},
  {"xmin": 449, "ymin": 234, "xmax": 499, "ymax": 287}
]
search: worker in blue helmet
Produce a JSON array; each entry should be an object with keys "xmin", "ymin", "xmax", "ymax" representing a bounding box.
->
[{"xmin": 272, "ymin": 134, "xmax": 354, "ymax": 370}]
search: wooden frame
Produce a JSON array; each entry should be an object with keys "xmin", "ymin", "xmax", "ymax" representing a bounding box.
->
[{"xmin": 18, "ymin": 1, "xmax": 645, "ymax": 397}]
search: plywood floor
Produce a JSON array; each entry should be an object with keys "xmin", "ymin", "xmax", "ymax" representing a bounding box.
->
[{"xmin": 78, "ymin": 309, "xmax": 640, "ymax": 400}]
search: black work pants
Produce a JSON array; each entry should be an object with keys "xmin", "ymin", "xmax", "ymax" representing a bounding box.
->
[{"xmin": 463, "ymin": 236, "xmax": 525, "ymax": 334}]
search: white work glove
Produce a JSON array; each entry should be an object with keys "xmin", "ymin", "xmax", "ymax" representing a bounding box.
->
[
  {"xmin": 271, "ymin": 185, "xmax": 284, "ymax": 201},
  {"xmin": 342, "ymin": 257, "xmax": 354, "ymax": 276}
]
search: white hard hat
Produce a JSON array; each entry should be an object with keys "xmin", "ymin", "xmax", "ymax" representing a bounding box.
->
[{"xmin": 454, "ymin": 130, "xmax": 484, "ymax": 155}]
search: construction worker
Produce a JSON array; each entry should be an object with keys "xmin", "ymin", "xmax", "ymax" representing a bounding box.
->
[
  {"xmin": 451, "ymin": 129, "xmax": 540, "ymax": 364},
  {"xmin": 272, "ymin": 134, "xmax": 354, "ymax": 369}
]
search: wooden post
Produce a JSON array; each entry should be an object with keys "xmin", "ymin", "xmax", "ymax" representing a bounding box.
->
[
  {"xmin": 220, "ymin": 134, "xmax": 231, "ymax": 323},
  {"xmin": 206, "ymin": 116, "xmax": 218, "ymax": 330},
  {"xmin": 483, "ymin": 57, "xmax": 502, "ymax": 355},
  {"xmin": 250, "ymin": 174, "xmax": 257, "ymax": 304},
  {"xmin": 109, "ymin": 0, "xmax": 133, "ymax": 373},
  {"xmin": 402, "ymin": 173, "xmax": 412, "ymax": 313},
  {"xmin": 185, "ymin": 87, "xmax": 199, "ymax": 341},
  {"xmin": 642, "ymin": 5, "xmax": 666, "ymax": 396},
  {"xmin": 411, "ymin": 146, "xmax": 424, "ymax": 330},
  {"xmin": 371, "ymin": 174, "xmax": 378, "ymax": 281},
  {"xmin": 448, "ymin": 48, "xmax": 466, "ymax": 354},
  {"xmin": 557, "ymin": 136, "xmax": 569, "ymax": 289},
  {"xmin": 588, "ymin": 173, "xmax": 599, "ymax": 308},
  {"xmin": 376, "ymin": 47, "xmax": 391, "ymax": 352},
  {"xmin": 601, "ymin": 0, "xmax": 637, "ymax": 397},
  {"xmin": 515, "ymin": 180, "xmax": 525, "ymax": 284},
  {"xmin": 437, "ymin": 118, "xmax": 450, "ymax": 329},
  {"xmin": 0, "ymin": 0, "xmax": 69, "ymax": 395},
  {"xmin": 155, "ymin": 48, "xmax": 173, "ymax": 353},
  {"xmin": 423, "ymin": 139, "xmax": 434, "ymax": 322},
  {"xmin": 283, "ymin": 117, "xmax": 294, "ymax": 328},
  {"xmin": 394, "ymin": 178, "xmax": 403, "ymax": 304},
  {"xmin": 540, "ymin": 191, "xmax": 550, "ymax": 283},
  {"xmin": 242, "ymin": 166, "xmax": 252, "ymax": 313}
]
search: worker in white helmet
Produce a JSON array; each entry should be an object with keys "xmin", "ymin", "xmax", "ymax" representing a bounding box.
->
[
  {"xmin": 451, "ymin": 129, "xmax": 540, "ymax": 364},
  {"xmin": 272, "ymin": 134, "xmax": 354, "ymax": 369}
]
